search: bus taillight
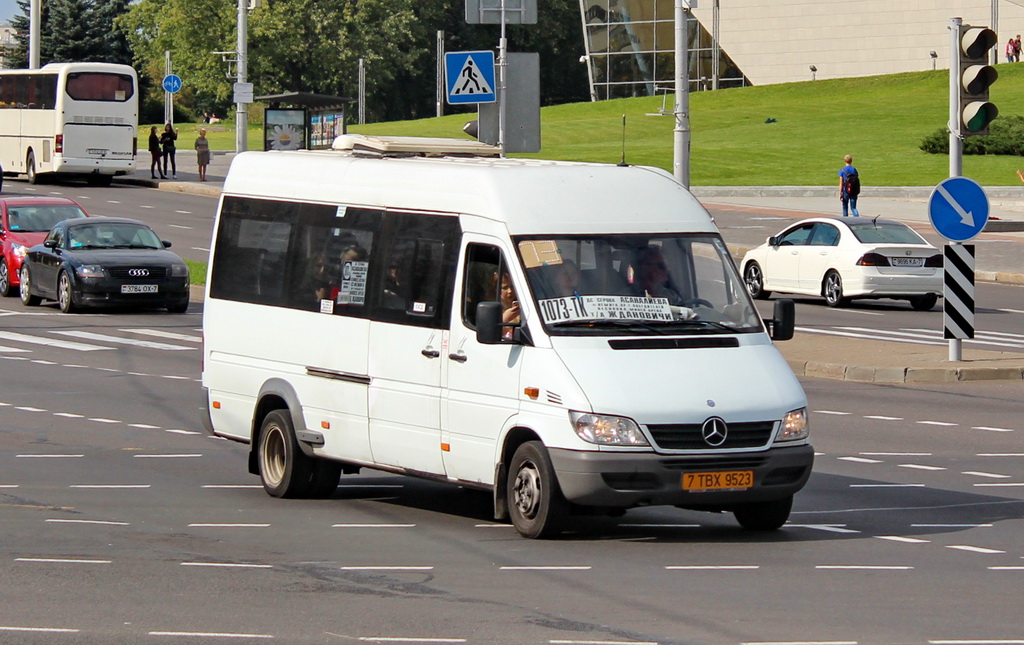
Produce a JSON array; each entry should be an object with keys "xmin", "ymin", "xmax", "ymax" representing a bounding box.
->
[{"xmin": 55, "ymin": 134, "xmax": 63, "ymax": 154}]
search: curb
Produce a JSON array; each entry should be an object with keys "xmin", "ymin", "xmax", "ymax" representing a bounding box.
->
[{"xmin": 785, "ymin": 357, "xmax": 1024, "ymax": 383}]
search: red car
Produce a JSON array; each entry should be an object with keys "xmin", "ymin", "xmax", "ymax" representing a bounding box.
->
[{"xmin": 0, "ymin": 197, "xmax": 90, "ymax": 297}]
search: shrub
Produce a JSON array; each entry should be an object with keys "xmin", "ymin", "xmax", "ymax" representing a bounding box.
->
[{"xmin": 920, "ymin": 115, "xmax": 1024, "ymax": 155}]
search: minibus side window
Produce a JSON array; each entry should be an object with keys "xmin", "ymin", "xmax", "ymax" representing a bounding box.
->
[
  {"xmin": 462, "ymin": 244, "xmax": 515, "ymax": 331},
  {"xmin": 210, "ymin": 197, "xmax": 298, "ymax": 304}
]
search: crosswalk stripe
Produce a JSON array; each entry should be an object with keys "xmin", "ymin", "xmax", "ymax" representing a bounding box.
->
[
  {"xmin": 1, "ymin": 331, "xmax": 110, "ymax": 352},
  {"xmin": 121, "ymin": 328, "xmax": 201, "ymax": 343},
  {"xmin": 52, "ymin": 330, "xmax": 193, "ymax": 351},
  {"xmin": 0, "ymin": 345, "xmax": 30, "ymax": 353}
]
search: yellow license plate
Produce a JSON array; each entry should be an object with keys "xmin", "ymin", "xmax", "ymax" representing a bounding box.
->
[{"xmin": 682, "ymin": 470, "xmax": 753, "ymax": 491}]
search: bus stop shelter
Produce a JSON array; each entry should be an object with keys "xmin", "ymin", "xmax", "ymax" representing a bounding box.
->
[{"xmin": 255, "ymin": 92, "xmax": 355, "ymax": 151}]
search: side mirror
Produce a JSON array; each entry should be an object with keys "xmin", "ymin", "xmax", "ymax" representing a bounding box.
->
[
  {"xmin": 769, "ymin": 298, "xmax": 795, "ymax": 341},
  {"xmin": 476, "ymin": 301, "xmax": 503, "ymax": 345},
  {"xmin": 44, "ymin": 239, "xmax": 57, "ymax": 248},
  {"xmin": 768, "ymin": 235, "xmax": 781, "ymax": 247},
  {"xmin": 162, "ymin": 240, "xmax": 172, "ymax": 248}
]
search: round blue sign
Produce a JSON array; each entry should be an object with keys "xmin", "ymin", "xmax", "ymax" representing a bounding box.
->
[
  {"xmin": 928, "ymin": 176, "xmax": 989, "ymax": 242},
  {"xmin": 162, "ymin": 74, "xmax": 183, "ymax": 94}
]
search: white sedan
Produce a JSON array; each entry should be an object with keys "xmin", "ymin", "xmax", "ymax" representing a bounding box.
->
[{"xmin": 740, "ymin": 217, "xmax": 943, "ymax": 310}]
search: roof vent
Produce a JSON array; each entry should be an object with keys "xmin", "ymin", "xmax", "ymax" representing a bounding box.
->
[{"xmin": 331, "ymin": 134, "xmax": 502, "ymax": 158}]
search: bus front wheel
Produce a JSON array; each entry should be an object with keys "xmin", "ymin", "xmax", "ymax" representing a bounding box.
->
[
  {"xmin": 26, "ymin": 151, "xmax": 38, "ymax": 184},
  {"xmin": 257, "ymin": 410, "xmax": 314, "ymax": 498}
]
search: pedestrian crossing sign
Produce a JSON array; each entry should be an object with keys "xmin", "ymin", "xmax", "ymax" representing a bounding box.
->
[{"xmin": 445, "ymin": 51, "xmax": 496, "ymax": 105}]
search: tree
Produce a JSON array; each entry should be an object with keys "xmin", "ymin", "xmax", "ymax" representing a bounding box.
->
[{"xmin": 6, "ymin": 0, "xmax": 135, "ymax": 69}]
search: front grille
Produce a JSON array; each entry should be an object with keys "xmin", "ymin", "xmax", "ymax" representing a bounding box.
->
[
  {"xmin": 660, "ymin": 455, "xmax": 769, "ymax": 471},
  {"xmin": 647, "ymin": 421, "xmax": 775, "ymax": 450},
  {"xmin": 109, "ymin": 266, "xmax": 167, "ymax": 279}
]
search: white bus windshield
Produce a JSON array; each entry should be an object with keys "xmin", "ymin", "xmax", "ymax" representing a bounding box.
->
[{"xmin": 515, "ymin": 234, "xmax": 763, "ymax": 335}]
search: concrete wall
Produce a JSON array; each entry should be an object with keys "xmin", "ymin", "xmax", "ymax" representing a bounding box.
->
[{"xmin": 690, "ymin": 0, "xmax": 1024, "ymax": 86}]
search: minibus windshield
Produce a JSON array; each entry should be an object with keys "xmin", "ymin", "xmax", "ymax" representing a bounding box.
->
[{"xmin": 516, "ymin": 234, "xmax": 763, "ymax": 336}]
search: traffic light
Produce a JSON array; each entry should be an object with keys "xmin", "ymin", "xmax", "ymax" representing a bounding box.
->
[{"xmin": 958, "ymin": 25, "xmax": 999, "ymax": 136}]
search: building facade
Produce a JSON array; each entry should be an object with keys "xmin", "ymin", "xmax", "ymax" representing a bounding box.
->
[{"xmin": 579, "ymin": 0, "xmax": 1024, "ymax": 100}]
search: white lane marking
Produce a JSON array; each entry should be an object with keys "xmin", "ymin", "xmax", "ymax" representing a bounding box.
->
[
  {"xmin": 89, "ymin": 418, "xmax": 120, "ymax": 424},
  {"xmin": 139, "ymin": 204, "xmax": 155, "ymax": 209},
  {"xmin": 862, "ymin": 452, "xmax": 932, "ymax": 456},
  {"xmin": 201, "ymin": 485, "xmax": 263, "ymax": 489},
  {"xmin": 946, "ymin": 545, "xmax": 1005, "ymax": 554},
  {"xmin": 850, "ymin": 484, "xmax": 925, "ymax": 488},
  {"xmin": 107, "ymin": 200, "xmax": 121, "ymax": 204},
  {"xmin": 192, "ymin": 246, "xmax": 210, "ymax": 252},
  {"xmin": 0, "ymin": 345, "xmax": 30, "ymax": 352},
  {"xmin": 15, "ymin": 406, "xmax": 45, "ymax": 412},
  {"xmin": 838, "ymin": 457, "xmax": 882, "ymax": 464},
  {"xmin": 816, "ymin": 410, "xmax": 851, "ymax": 415},
  {"xmin": 475, "ymin": 523, "xmax": 514, "ymax": 528},
  {"xmin": 188, "ymin": 523, "xmax": 270, "ymax": 528},
  {"xmin": 45, "ymin": 519, "xmax": 128, "ymax": 526},
  {"xmin": 180, "ymin": 562, "xmax": 273, "ymax": 569},
  {"xmin": 743, "ymin": 642, "xmax": 858, "ymax": 645},
  {"xmin": 665, "ymin": 565, "xmax": 759, "ymax": 570},
  {"xmin": 53, "ymin": 330, "xmax": 193, "ymax": 351},
  {"xmin": 499, "ymin": 566, "xmax": 592, "ymax": 570},
  {"xmin": 875, "ymin": 536, "xmax": 929, "ymax": 544},
  {"xmin": 917, "ymin": 421, "xmax": 958, "ymax": 427},
  {"xmin": 797, "ymin": 326, "xmax": 943, "ymax": 346},
  {"xmin": 15, "ymin": 557, "xmax": 111, "ymax": 564},
  {"xmin": 974, "ymin": 482, "xmax": 1024, "ymax": 487},
  {"xmin": 816, "ymin": 565, "xmax": 913, "ymax": 570},
  {"xmin": 133, "ymin": 454, "xmax": 202, "ymax": 459},
  {"xmin": 552, "ymin": 641, "xmax": 659, "ymax": 645},
  {"xmin": 973, "ymin": 426, "xmax": 1014, "ymax": 433},
  {"xmin": 128, "ymin": 424, "xmax": 161, "ymax": 429},
  {"xmin": 978, "ymin": 453, "xmax": 1024, "ymax": 457},
  {"xmin": 356, "ymin": 638, "xmax": 467, "ymax": 643},
  {"xmin": 912, "ymin": 523, "xmax": 991, "ymax": 528},
  {"xmin": 930, "ymin": 640, "xmax": 1024, "ymax": 644},
  {"xmin": 70, "ymin": 485, "xmax": 150, "ymax": 489},
  {"xmin": 865, "ymin": 415, "xmax": 903, "ymax": 421},
  {"xmin": 149, "ymin": 631, "xmax": 273, "ymax": 639},
  {"xmin": 167, "ymin": 429, "xmax": 202, "ymax": 435},
  {"xmin": 341, "ymin": 566, "xmax": 435, "ymax": 571},
  {"xmin": 789, "ymin": 525, "xmax": 861, "ymax": 533},
  {"xmin": 332, "ymin": 523, "xmax": 416, "ymax": 528},
  {"xmin": 962, "ymin": 471, "xmax": 1011, "ymax": 479},
  {"xmin": 121, "ymin": 328, "xmax": 201, "ymax": 342},
  {"xmin": 0, "ymin": 484, "xmax": 18, "ymax": 488},
  {"xmin": 16, "ymin": 454, "xmax": 83, "ymax": 458},
  {"xmin": 989, "ymin": 566, "xmax": 1024, "ymax": 571},
  {"xmin": 619, "ymin": 523, "xmax": 701, "ymax": 528},
  {"xmin": 3, "ymin": 331, "xmax": 109, "ymax": 351},
  {"xmin": 0, "ymin": 626, "xmax": 80, "ymax": 633},
  {"xmin": 899, "ymin": 464, "xmax": 946, "ymax": 471}
]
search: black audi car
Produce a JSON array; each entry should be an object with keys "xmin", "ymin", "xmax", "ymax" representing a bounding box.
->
[{"xmin": 19, "ymin": 217, "xmax": 190, "ymax": 313}]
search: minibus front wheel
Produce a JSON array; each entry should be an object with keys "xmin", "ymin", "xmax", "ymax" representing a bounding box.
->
[
  {"xmin": 508, "ymin": 441, "xmax": 567, "ymax": 539},
  {"xmin": 733, "ymin": 495, "xmax": 793, "ymax": 531}
]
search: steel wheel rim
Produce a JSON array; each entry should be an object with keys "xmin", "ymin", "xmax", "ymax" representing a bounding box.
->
[
  {"xmin": 512, "ymin": 460, "xmax": 542, "ymax": 519},
  {"xmin": 825, "ymin": 274, "xmax": 841, "ymax": 303},
  {"xmin": 745, "ymin": 265, "xmax": 761, "ymax": 295},
  {"xmin": 260, "ymin": 424, "xmax": 286, "ymax": 487}
]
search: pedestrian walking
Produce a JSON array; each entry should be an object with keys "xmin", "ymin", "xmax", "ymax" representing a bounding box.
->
[
  {"xmin": 194, "ymin": 128, "xmax": 211, "ymax": 182},
  {"xmin": 148, "ymin": 126, "xmax": 165, "ymax": 179},
  {"xmin": 1007, "ymin": 38, "xmax": 1016, "ymax": 64},
  {"xmin": 160, "ymin": 123, "xmax": 178, "ymax": 179},
  {"xmin": 838, "ymin": 154, "xmax": 860, "ymax": 218},
  {"xmin": 1015, "ymin": 35, "xmax": 1021, "ymax": 62}
]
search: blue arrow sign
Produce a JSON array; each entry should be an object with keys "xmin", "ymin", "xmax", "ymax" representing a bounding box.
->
[
  {"xmin": 162, "ymin": 74, "xmax": 183, "ymax": 94},
  {"xmin": 445, "ymin": 51, "xmax": 496, "ymax": 105},
  {"xmin": 928, "ymin": 177, "xmax": 989, "ymax": 242}
]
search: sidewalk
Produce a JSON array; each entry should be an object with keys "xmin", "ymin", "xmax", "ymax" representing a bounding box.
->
[{"xmin": 116, "ymin": 159, "xmax": 1024, "ymax": 384}]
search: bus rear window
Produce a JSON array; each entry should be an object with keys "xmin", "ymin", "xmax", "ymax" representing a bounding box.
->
[{"xmin": 65, "ymin": 73, "xmax": 135, "ymax": 102}]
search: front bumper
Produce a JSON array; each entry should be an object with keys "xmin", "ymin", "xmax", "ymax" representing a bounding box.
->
[
  {"xmin": 76, "ymin": 277, "xmax": 189, "ymax": 307},
  {"xmin": 549, "ymin": 444, "xmax": 814, "ymax": 510}
]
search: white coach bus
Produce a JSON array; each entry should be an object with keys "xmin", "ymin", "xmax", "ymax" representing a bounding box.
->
[
  {"xmin": 201, "ymin": 135, "xmax": 814, "ymax": 539},
  {"xmin": 0, "ymin": 62, "xmax": 138, "ymax": 186}
]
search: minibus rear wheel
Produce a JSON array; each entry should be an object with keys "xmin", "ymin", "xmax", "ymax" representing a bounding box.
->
[
  {"xmin": 258, "ymin": 410, "xmax": 314, "ymax": 498},
  {"xmin": 507, "ymin": 441, "xmax": 567, "ymax": 539},
  {"xmin": 733, "ymin": 495, "xmax": 793, "ymax": 531}
]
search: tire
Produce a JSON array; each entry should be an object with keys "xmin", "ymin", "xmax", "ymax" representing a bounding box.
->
[
  {"xmin": 507, "ymin": 441, "xmax": 567, "ymax": 539},
  {"xmin": 822, "ymin": 270, "xmax": 849, "ymax": 308},
  {"xmin": 57, "ymin": 270, "xmax": 77, "ymax": 314},
  {"xmin": 734, "ymin": 495, "xmax": 793, "ymax": 531},
  {"xmin": 909, "ymin": 294, "xmax": 938, "ymax": 311},
  {"xmin": 0, "ymin": 259, "xmax": 11, "ymax": 297},
  {"xmin": 743, "ymin": 262, "xmax": 771, "ymax": 300},
  {"xmin": 307, "ymin": 460, "xmax": 342, "ymax": 498},
  {"xmin": 26, "ymin": 151, "xmax": 38, "ymax": 185},
  {"xmin": 19, "ymin": 267, "xmax": 41, "ymax": 306},
  {"xmin": 166, "ymin": 299, "xmax": 189, "ymax": 314},
  {"xmin": 257, "ymin": 410, "xmax": 314, "ymax": 498}
]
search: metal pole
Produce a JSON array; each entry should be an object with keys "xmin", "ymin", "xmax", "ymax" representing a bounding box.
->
[
  {"xmin": 358, "ymin": 58, "xmax": 366, "ymax": 125},
  {"xmin": 949, "ymin": 17, "xmax": 962, "ymax": 362},
  {"xmin": 497, "ymin": 0, "xmax": 508, "ymax": 154},
  {"xmin": 712, "ymin": 0, "xmax": 720, "ymax": 91},
  {"xmin": 235, "ymin": 0, "xmax": 248, "ymax": 154},
  {"xmin": 436, "ymin": 31, "xmax": 444, "ymax": 118},
  {"xmin": 164, "ymin": 51, "xmax": 172, "ymax": 125},
  {"xmin": 29, "ymin": 0, "xmax": 40, "ymax": 68},
  {"xmin": 992, "ymin": 0, "xmax": 999, "ymax": 66},
  {"xmin": 673, "ymin": 0, "xmax": 691, "ymax": 188}
]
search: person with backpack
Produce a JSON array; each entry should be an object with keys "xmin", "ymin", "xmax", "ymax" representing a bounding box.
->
[{"xmin": 838, "ymin": 154, "xmax": 860, "ymax": 217}]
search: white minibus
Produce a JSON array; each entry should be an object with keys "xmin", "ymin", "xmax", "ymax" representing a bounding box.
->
[
  {"xmin": 201, "ymin": 135, "xmax": 813, "ymax": 538},
  {"xmin": 0, "ymin": 62, "xmax": 138, "ymax": 185}
]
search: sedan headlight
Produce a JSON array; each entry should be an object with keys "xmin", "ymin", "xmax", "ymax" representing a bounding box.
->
[
  {"xmin": 774, "ymin": 407, "xmax": 809, "ymax": 443},
  {"xmin": 570, "ymin": 411, "xmax": 650, "ymax": 446},
  {"xmin": 75, "ymin": 264, "xmax": 104, "ymax": 278},
  {"xmin": 170, "ymin": 263, "xmax": 189, "ymax": 278},
  {"xmin": 11, "ymin": 243, "xmax": 27, "ymax": 259}
]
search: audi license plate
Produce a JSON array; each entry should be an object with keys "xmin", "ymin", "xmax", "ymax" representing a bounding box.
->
[
  {"xmin": 682, "ymin": 470, "xmax": 753, "ymax": 492},
  {"xmin": 121, "ymin": 284, "xmax": 158, "ymax": 294},
  {"xmin": 891, "ymin": 257, "xmax": 924, "ymax": 267}
]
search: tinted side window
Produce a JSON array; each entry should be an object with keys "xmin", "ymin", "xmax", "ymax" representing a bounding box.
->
[
  {"xmin": 777, "ymin": 224, "xmax": 814, "ymax": 246},
  {"xmin": 809, "ymin": 223, "xmax": 840, "ymax": 246},
  {"xmin": 462, "ymin": 244, "xmax": 512, "ymax": 329}
]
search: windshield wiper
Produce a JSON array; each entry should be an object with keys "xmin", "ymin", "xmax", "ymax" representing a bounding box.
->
[{"xmin": 548, "ymin": 318, "xmax": 674, "ymax": 335}]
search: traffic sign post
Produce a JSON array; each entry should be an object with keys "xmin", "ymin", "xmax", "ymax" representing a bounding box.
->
[{"xmin": 929, "ymin": 176, "xmax": 989, "ymax": 361}]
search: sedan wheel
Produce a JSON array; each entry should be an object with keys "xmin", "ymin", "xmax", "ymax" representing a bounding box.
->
[
  {"xmin": 822, "ymin": 271, "xmax": 849, "ymax": 308},
  {"xmin": 19, "ymin": 267, "xmax": 40, "ymax": 306},
  {"xmin": 743, "ymin": 262, "xmax": 771, "ymax": 300},
  {"xmin": 58, "ymin": 271, "xmax": 77, "ymax": 313},
  {"xmin": 0, "ymin": 259, "xmax": 10, "ymax": 297},
  {"xmin": 909, "ymin": 294, "xmax": 938, "ymax": 311}
]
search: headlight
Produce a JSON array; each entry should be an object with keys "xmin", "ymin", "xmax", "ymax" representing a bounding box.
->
[
  {"xmin": 774, "ymin": 407, "xmax": 809, "ymax": 443},
  {"xmin": 12, "ymin": 243, "xmax": 26, "ymax": 259},
  {"xmin": 570, "ymin": 411, "xmax": 650, "ymax": 446},
  {"xmin": 170, "ymin": 263, "xmax": 189, "ymax": 278},
  {"xmin": 76, "ymin": 264, "xmax": 104, "ymax": 278}
]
